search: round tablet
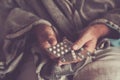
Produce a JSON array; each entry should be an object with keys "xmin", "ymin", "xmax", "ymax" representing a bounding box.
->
[
  {"xmin": 53, "ymin": 46, "xmax": 56, "ymax": 49},
  {"xmin": 60, "ymin": 42, "xmax": 64, "ymax": 45},
  {"xmin": 71, "ymin": 50, "xmax": 75, "ymax": 53},
  {"xmin": 49, "ymin": 48, "xmax": 52, "ymax": 51},
  {"xmin": 57, "ymin": 53, "xmax": 61, "ymax": 57},
  {"xmin": 65, "ymin": 49, "xmax": 68, "ymax": 52},
  {"xmin": 53, "ymin": 51, "xmax": 56, "ymax": 54},
  {"xmin": 64, "ymin": 45, "xmax": 67, "ymax": 48},
  {"xmin": 60, "ymin": 47, "xmax": 64, "ymax": 50},
  {"xmin": 61, "ymin": 51, "xmax": 64, "ymax": 54},
  {"xmin": 57, "ymin": 49, "xmax": 60, "ymax": 52},
  {"xmin": 56, "ymin": 44, "xmax": 60, "ymax": 47}
]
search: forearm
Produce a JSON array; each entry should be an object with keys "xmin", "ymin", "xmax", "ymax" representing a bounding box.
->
[
  {"xmin": 89, "ymin": 9, "xmax": 120, "ymax": 39},
  {"xmin": 90, "ymin": 18, "xmax": 120, "ymax": 39},
  {"xmin": 77, "ymin": 0, "xmax": 120, "ymax": 39}
]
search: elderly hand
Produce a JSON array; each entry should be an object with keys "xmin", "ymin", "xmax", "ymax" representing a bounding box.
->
[
  {"xmin": 34, "ymin": 24, "xmax": 57, "ymax": 49},
  {"xmin": 72, "ymin": 24, "xmax": 110, "ymax": 53}
]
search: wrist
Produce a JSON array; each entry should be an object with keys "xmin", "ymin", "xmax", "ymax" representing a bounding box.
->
[
  {"xmin": 89, "ymin": 19, "xmax": 120, "ymax": 38},
  {"xmin": 89, "ymin": 24, "xmax": 110, "ymax": 39}
]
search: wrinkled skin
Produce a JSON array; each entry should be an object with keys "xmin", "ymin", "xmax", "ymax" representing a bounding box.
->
[
  {"xmin": 72, "ymin": 24, "xmax": 110, "ymax": 53},
  {"xmin": 34, "ymin": 24, "xmax": 110, "ymax": 65},
  {"xmin": 34, "ymin": 24, "xmax": 57, "ymax": 48}
]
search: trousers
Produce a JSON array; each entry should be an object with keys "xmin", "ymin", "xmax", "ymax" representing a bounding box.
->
[
  {"xmin": 39, "ymin": 47, "xmax": 120, "ymax": 80},
  {"xmin": 7, "ymin": 47, "xmax": 120, "ymax": 80},
  {"xmin": 74, "ymin": 47, "xmax": 120, "ymax": 80}
]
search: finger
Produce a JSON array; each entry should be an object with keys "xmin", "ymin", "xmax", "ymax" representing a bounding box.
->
[
  {"xmin": 84, "ymin": 39, "xmax": 97, "ymax": 53},
  {"xmin": 72, "ymin": 36, "xmax": 88, "ymax": 50},
  {"xmin": 48, "ymin": 35, "xmax": 57, "ymax": 46},
  {"xmin": 58, "ymin": 59, "xmax": 81, "ymax": 66},
  {"xmin": 40, "ymin": 41, "xmax": 51, "ymax": 49}
]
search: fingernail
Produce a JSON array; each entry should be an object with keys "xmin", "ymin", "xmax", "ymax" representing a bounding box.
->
[
  {"xmin": 73, "ymin": 45, "xmax": 78, "ymax": 50},
  {"xmin": 53, "ymin": 41, "xmax": 57, "ymax": 45}
]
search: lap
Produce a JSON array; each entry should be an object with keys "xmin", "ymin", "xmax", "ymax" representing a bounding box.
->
[
  {"xmin": 74, "ymin": 47, "xmax": 120, "ymax": 80},
  {"xmin": 7, "ymin": 53, "xmax": 38, "ymax": 80}
]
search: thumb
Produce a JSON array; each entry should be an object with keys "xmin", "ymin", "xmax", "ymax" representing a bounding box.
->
[
  {"xmin": 72, "ymin": 36, "xmax": 89, "ymax": 50},
  {"xmin": 84, "ymin": 39, "xmax": 97, "ymax": 53}
]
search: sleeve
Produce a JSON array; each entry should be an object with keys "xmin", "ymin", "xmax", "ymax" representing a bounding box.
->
[
  {"xmin": 90, "ymin": 9, "xmax": 120, "ymax": 38},
  {"xmin": 76, "ymin": 0, "xmax": 120, "ymax": 38},
  {"xmin": 4, "ymin": 8, "xmax": 52, "ymax": 39},
  {"xmin": 0, "ymin": 1, "xmax": 53, "ymax": 76}
]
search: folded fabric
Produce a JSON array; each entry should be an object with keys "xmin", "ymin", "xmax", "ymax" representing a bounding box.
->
[{"xmin": 110, "ymin": 39, "xmax": 120, "ymax": 47}]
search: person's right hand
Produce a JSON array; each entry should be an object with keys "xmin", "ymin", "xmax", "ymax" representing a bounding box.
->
[{"xmin": 34, "ymin": 24, "xmax": 57, "ymax": 49}]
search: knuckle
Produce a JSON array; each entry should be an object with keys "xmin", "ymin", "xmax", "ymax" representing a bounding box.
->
[{"xmin": 41, "ymin": 42, "xmax": 51, "ymax": 48}]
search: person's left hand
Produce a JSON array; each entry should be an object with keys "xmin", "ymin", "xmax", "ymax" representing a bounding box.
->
[{"xmin": 34, "ymin": 24, "xmax": 58, "ymax": 59}]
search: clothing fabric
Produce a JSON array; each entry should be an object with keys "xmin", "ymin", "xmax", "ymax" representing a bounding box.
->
[
  {"xmin": 39, "ymin": 47, "xmax": 120, "ymax": 80},
  {"xmin": 0, "ymin": 0, "xmax": 120, "ymax": 80},
  {"xmin": 74, "ymin": 47, "xmax": 120, "ymax": 80},
  {"xmin": 3, "ymin": 50, "xmax": 38, "ymax": 80}
]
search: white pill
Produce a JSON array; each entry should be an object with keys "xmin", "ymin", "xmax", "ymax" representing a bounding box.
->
[
  {"xmin": 65, "ymin": 49, "xmax": 68, "ymax": 52},
  {"xmin": 81, "ymin": 55, "xmax": 84, "ymax": 59},
  {"xmin": 56, "ymin": 44, "xmax": 60, "ymax": 47},
  {"xmin": 57, "ymin": 53, "xmax": 60, "ymax": 57},
  {"xmin": 71, "ymin": 51, "xmax": 76, "ymax": 59},
  {"xmin": 60, "ymin": 42, "xmax": 64, "ymax": 45},
  {"xmin": 73, "ymin": 55, "xmax": 77, "ymax": 60},
  {"xmin": 61, "ymin": 47, "xmax": 64, "ymax": 50},
  {"xmin": 80, "ymin": 48, "xmax": 84, "ymax": 51},
  {"xmin": 53, "ymin": 46, "xmax": 56, "ymax": 49},
  {"xmin": 71, "ymin": 50, "xmax": 75, "ymax": 53},
  {"xmin": 53, "ymin": 51, "xmax": 56, "ymax": 54},
  {"xmin": 61, "ymin": 51, "xmax": 64, "ymax": 54},
  {"xmin": 49, "ymin": 48, "xmax": 52, "ymax": 51},
  {"xmin": 57, "ymin": 49, "xmax": 60, "ymax": 52}
]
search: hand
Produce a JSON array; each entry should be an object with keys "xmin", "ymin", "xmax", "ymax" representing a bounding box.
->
[
  {"xmin": 72, "ymin": 24, "xmax": 110, "ymax": 53},
  {"xmin": 34, "ymin": 24, "xmax": 57, "ymax": 49}
]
